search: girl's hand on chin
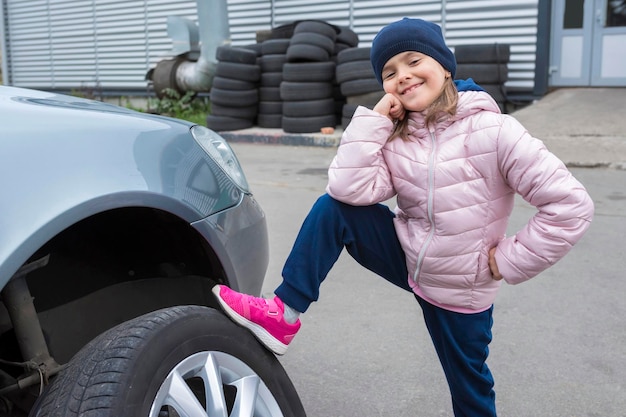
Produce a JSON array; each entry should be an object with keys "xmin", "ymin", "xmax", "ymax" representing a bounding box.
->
[{"xmin": 374, "ymin": 93, "xmax": 406, "ymax": 122}]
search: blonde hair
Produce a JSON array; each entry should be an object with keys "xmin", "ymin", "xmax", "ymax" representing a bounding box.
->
[{"xmin": 388, "ymin": 77, "xmax": 458, "ymax": 142}]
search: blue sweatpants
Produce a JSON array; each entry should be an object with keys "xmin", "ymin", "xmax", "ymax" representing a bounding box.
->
[{"xmin": 275, "ymin": 194, "xmax": 497, "ymax": 417}]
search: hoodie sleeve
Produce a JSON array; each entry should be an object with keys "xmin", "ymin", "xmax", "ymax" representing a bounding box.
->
[
  {"xmin": 326, "ymin": 106, "xmax": 398, "ymax": 205},
  {"xmin": 494, "ymin": 115, "xmax": 594, "ymax": 285}
]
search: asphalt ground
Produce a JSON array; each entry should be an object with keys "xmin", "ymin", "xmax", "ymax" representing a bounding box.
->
[
  {"xmin": 225, "ymin": 88, "xmax": 626, "ymax": 416},
  {"xmin": 230, "ymin": 142, "xmax": 626, "ymax": 417}
]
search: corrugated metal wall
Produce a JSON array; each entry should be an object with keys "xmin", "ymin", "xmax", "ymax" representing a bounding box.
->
[
  {"xmin": 1, "ymin": 0, "xmax": 198, "ymax": 90},
  {"xmin": 0, "ymin": 0, "xmax": 538, "ymax": 92},
  {"xmin": 444, "ymin": 0, "xmax": 539, "ymax": 92}
]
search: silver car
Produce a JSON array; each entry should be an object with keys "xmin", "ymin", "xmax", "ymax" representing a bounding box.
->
[{"xmin": 0, "ymin": 86, "xmax": 305, "ymax": 417}]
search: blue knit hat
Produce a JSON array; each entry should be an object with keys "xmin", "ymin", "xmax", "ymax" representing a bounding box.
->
[{"xmin": 370, "ymin": 17, "xmax": 456, "ymax": 85}]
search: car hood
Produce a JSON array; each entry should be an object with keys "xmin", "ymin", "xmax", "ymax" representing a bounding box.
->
[{"xmin": 1, "ymin": 85, "xmax": 192, "ymax": 126}]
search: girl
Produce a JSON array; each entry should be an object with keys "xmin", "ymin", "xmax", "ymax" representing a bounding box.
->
[{"xmin": 213, "ymin": 17, "xmax": 594, "ymax": 416}]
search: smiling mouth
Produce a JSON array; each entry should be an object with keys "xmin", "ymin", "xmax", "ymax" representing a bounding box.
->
[{"xmin": 401, "ymin": 83, "xmax": 422, "ymax": 95}]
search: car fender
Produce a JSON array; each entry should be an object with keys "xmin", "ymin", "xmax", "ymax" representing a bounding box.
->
[{"xmin": 1, "ymin": 87, "xmax": 242, "ymax": 288}]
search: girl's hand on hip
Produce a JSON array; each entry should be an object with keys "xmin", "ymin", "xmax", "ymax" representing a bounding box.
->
[
  {"xmin": 489, "ymin": 247, "xmax": 503, "ymax": 281},
  {"xmin": 373, "ymin": 93, "xmax": 406, "ymax": 122}
]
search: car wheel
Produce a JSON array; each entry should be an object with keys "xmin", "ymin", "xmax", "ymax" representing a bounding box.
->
[{"xmin": 31, "ymin": 305, "xmax": 306, "ymax": 417}]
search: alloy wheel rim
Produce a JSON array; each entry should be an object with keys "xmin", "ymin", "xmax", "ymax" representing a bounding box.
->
[{"xmin": 149, "ymin": 351, "xmax": 284, "ymax": 417}]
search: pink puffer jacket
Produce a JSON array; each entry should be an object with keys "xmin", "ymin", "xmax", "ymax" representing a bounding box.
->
[{"xmin": 327, "ymin": 91, "xmax": 594, "ymax": 313}]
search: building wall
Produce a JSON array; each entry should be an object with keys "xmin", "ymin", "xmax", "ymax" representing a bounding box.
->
[{"xmin": 0, "ymin": 0, "xmax": 539, "ymax": 93}]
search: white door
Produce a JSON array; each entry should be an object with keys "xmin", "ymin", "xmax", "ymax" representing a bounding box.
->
[{"xmin": 551, "ymin": 0, "xmax": 626, "ymax": 86}]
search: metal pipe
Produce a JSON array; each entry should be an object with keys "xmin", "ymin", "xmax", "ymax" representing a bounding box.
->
[
  {"xmin": 2, "ymin": 276, "xmax": 50, "ymax": 364},
  {"xmin": 0, "ymin": 255, "xmax": 61, "ymax": 387},
  {"xmin": 175, "ymin": 0, "xmax": 231, "ymax": 92}
]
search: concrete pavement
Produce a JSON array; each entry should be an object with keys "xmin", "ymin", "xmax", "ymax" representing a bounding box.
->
[
  {"xmin": 223, "ymin": 87, "xmax": 626, "ymax": 416},
  {"xmin": 512, "ymin": 88, "xmax": 626, "ymax": 169},
  {"xmin": 221, "ymin": 87, "xmax": 626, "ymax": 169},
  {"xmin": 230, "ymin": 143, "xmax": 626, "ymax": 417}
]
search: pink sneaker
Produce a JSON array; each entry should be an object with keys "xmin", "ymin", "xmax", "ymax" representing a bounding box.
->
[{"xmin": 212, "ymin": 285, "xmax": 301, "ymax": 355}]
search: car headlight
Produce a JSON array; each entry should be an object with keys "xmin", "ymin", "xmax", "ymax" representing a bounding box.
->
[{"xmin": 191, "ymin": 125, "xmax": 250, "ymax": 192}]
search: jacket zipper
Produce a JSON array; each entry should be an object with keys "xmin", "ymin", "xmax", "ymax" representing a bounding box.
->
[{"xmin": 413, "ymin": 129, "xmax": 437, "ymax": 283}]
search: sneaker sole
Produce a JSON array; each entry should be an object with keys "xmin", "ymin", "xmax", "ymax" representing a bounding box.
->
[{"xmin": 212, "ymin": 286, "xmax": 288, "ymax": 355}]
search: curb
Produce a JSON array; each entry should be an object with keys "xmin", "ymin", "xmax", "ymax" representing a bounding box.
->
[{"xmin": 221, "ymin": 127, "xmax": 341, "ymax": 147}]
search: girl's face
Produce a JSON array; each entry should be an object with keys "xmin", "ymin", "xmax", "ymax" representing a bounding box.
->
[{"xmin": 381, "ymin": 51, "xmax": 450, "ymax": 112}]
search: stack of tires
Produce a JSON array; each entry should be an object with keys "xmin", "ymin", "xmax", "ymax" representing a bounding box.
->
[
  {"xmin": 280, "ymin": 21, "xmax": 338, "ymax": 133},
  {"xmin": 330, "ymin": 26, "xmax": 360, "ymax": 126},
  {"xmin": 205, "ymin": 21, "xmax": 363, "ymax": 133},
  {"xmin": 333, "ymin": 25, "xmax": 360, "ymax": 57},
  {"xmin": 335, "ymin": 47, "xmax": 384, "ymax": 129},
  {"xmin": 454, "ymin": 44, "xmax": 510, "ymax": 112},
  {"xmin": 257, "ymin": 39, "xmax": 291, "ymax": 128},
  {"xmin": 206, "ymin": 46, "xmax": 261, "ymax": 131}
]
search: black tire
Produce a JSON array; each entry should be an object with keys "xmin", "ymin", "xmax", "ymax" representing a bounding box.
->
[
  {"xmin": 212, "ymin": 76, "xmax": 257, "ymax": 91},
  {"xmin": 335, "ymin": 60, "xmax": 376, "ymax": 83},
  {"xmin": 211, "ymin": 103, "xmax": 258, "ymax": 119},
  {"xmin": 258, "ymin": 100, "xmax": 283, "ymax": 114},
  {"xmin": 261, "ymin": 39, "xmax": 291, "ymax": 55},
  {"xmin": 256, "ymin": 29, "xmax": 273, "ymax": 43},
  {"xmin": 340, "ymin": 78, "xmax": 381, "ymax": 97},
  {"xmin": 257, "ymin": 113, "xmax": 283, "ymax": 128},
  {"xmin": 259, "ymin": 54, "xmax": 288, "ymax": 72},
  {"xmin": 342, "ymin": 103, "xmax": 359, "ymax": 118},
  {"xmin": 337, "ymin": 47, "xmax": 371, "ymax": 64},
  {"xmin": 336, "ymin": 26, "xmax": 359, "ymax": 47},
  {"xmin": 243, "ymin": 43, "xmax": 263, "ymax": 57},
  {"xmin": 334, "ymin": 43, "xmax": 352, "ymax": 55},
  {"xmin": 346, "ymin": 90, "xmax": 385, "ymax": 106},
  {"xmin": 259, "ymin": 86, "xmax": 282, "ymax": 101},
  {"xmin": 151, "ymin": 58, "xmax": 183, "ymax": 98},
  {"xmin": 290, "ymin": 32, "xmax": 335, "ymax": 54},
  {"xmin": 261, "ymin": 71, "xmax": 284, "ymax": 87},
  {"xmin": 215, "ymin": 61, "xmax": 261, "ymax": 82},
  {"xmin": 280, "ymin": 81, "xmax": 333, "ymax": 101},
  {"xmin": 286, "ymin": 44, "xmax": 330, "ymax": 63},
  {"xmin": 206, "ymin": 114, "xmax": 254, "ymax": 131},
  {"xmin": 210, "ymin": 87, "xmax": 259, "ymax": 107},
  {"xmin": 269, "ymin": 22, "xmax": 297, "ymax": 39},
  {"xmin": 216, "ymin": 45, "xmax": 258, "ymax": 64},
  {"xmin": 30, "ymin": 306, "xmax": 305, "ymax": 417},
  {"xmin": 282, "ymin": 62, "xmax": 336, "ymax": 82},
  {"xmin": 455, "ymin": 63, "xmax": 508, "ymax": 83},
  {"xmin": 293, "ymin": 20, "xmax": 337, "ymax": 41},
  {"xmin": 283, "ymin": 98, "xmax": 335, "ymax": 117},
  {"xmin": 480, "ymin": 83, "xmax": 507, "ymax": 103},
  {"xmin": 282, "ymin": 114, "xmax": 337, "ymax": 133},
  {"xmin": 454, "ymin": 43, "xmax": 511, "ymax": 64}
]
